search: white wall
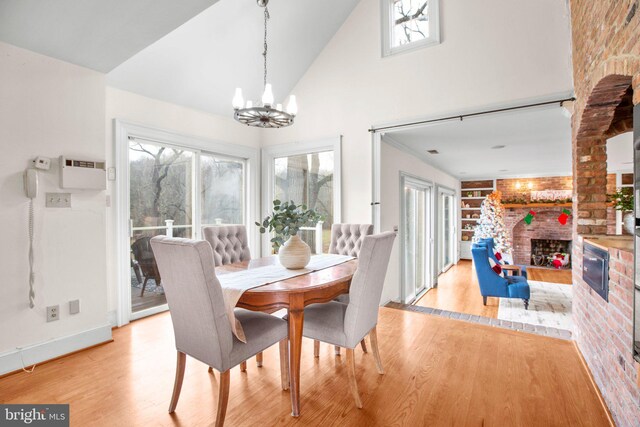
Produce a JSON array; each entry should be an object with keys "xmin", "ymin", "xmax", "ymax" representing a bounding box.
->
[
  {"xmin": 380, "ymin": 141, "xmax": 459, "ymax": 303},
  {"xmin": 104, "ymin": 87, "xmax": 261, "ymax": 318},
  {"xmin": 0, "ymin": 42, "xmax": 109, "ymax": 362},
  {"xmin": 261, "ymin": 0, "xmax": 572, "ymax": 221}
]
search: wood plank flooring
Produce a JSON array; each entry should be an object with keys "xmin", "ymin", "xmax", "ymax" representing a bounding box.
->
[
  {"xmin": 528, "ymin": 266, "xmax": 573, "ymax": 284},
  {"xmin": 415, "ymin": 261, "xmax": 573, "ymax": 318},
  {"xmin": 415, "ymin": 261, "xmax": 499, "ymax": 317},
  {"xmin": 0, "ymin": 308, "xmax": 610, "ymax": 426}
]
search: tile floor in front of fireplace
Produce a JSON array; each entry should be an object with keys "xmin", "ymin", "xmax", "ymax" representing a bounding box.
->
[{"xmin": 407, "ymin": 260, "xmax": 573, "ymax": 339}]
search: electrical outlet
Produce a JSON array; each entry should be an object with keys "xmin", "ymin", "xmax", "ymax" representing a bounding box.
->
[
  {"xmin": 69, "ymin": 299, "xmax": 80, "ymax": 315},
  {"xmin": 46, "ymin": 193, "xmax": 71, "ymax": 208},
  {"xmin": 46, "ymin": 305, "xmax": 60, "ymax": 322}
]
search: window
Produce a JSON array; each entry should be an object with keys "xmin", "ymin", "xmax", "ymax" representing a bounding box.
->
[
  {"xmin": 262, "ymin": 138, "xmax": 341, "ymax": 255},
  {"xmin": 127, "ymin": 138, "xmax": 248, "ymax": 315},
  {"xmin": 382, "ymin": 0, "xmax": 440, "ymax": 56}
]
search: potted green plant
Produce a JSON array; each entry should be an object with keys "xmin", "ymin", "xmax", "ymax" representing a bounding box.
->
[
  {"xmin": 257, "ymin": 200, "xmax": 323, "ymax": 269},
  {"xmin": 608, "ymin": 188, "xmax": 634, "ymax": 235}
]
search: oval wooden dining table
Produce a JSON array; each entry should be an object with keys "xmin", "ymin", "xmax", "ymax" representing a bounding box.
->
[{"xmin": 215, "ymin": 256, "xmax": 358, "ymax": 417}]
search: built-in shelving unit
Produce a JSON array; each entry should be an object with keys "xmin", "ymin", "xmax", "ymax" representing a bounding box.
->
[{"xmin": 460, "ymin": 180, "xmax": 495, "ymax": 259}]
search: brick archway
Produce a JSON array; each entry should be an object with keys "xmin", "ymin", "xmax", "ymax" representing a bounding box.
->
[{"xmin": 573, "ymin": 60, "xmax": 640, "ymax": 235}]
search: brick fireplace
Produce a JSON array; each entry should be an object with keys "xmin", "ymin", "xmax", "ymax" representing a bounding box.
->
[{"xmin": 504, "ymin": 206, "xmax": 573, "ymax": 266}]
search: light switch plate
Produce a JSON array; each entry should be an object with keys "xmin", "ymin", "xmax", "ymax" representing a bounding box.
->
[
  {"xmin": 46, "ymin": 193, "xmax": 71, "ymax": 208},
  {"xmin": 69, "ymin": 299, "xmax": 80, "ymax": 315}
]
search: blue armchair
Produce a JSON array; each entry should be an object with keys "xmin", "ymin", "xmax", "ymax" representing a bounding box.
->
[
  {"xmin": 479, "ymin": 237, "xmax": 528, "ymax": 278},
  {"xmin": 471, "ymin": 245, "xmax": 530, "ymax": 309}
]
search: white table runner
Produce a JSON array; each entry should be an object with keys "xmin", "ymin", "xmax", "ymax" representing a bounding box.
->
[{"xmin": 218, "ymin": 254, "xmax": 354, "ymax": 342}]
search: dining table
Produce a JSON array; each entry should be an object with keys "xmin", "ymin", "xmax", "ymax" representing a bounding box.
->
[{"xmin": 215, "ymin": 255, "xmax": 358, "ymax": 417}]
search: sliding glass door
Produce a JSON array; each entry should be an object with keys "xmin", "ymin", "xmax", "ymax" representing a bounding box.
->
[
  {"xmin": 438, "ymin": 188, "xmax": 456, "ymax": 274},
  {"xmin": 402, "ymin": 176, "xmax": 432, "ymax": 303},
  {"xmin": 128, "ymin": 138, "xmax": 246, "ymax": 319}
]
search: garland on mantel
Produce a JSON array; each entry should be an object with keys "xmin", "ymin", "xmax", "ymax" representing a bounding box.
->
[{"xmin": 502, "ymin": 197, "xmax": 572, "ymax": 205}]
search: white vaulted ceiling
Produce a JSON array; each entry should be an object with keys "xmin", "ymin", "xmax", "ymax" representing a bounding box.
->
[
  {"xmin": 106, "ymin": 0, "xmax": 361, "ymax": 116},
  {"xmin": 0, "ymin": 0, "xmax": 220, "ymax": 72}
]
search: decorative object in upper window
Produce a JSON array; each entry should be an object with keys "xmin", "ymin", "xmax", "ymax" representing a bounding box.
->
[{"xmin": 382, "ymin": 0, "xmax": 440, "ymax": 57}]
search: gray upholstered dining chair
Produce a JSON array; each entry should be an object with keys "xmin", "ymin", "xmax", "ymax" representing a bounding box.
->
[
  {"xmin": 150, "ymin": 236, "xmax": 289, "ymax": 427},
  {"xmin": 316, "ymin": 223, "xmax": 373, "ymax": 357},
  {"xmin": 202, "ymin": 225, "xmax": 252, "ymax": 267},
  {"xmin": 303, "ymin": 231, "xmax": 396, "ymax": 408},
  {"xmin": 202, "ymin": 225, "xmax": 261, "ymax": 371},
  {"xmin": 328, "ymin": 223, "xmax": 374, "ymax": 258}
]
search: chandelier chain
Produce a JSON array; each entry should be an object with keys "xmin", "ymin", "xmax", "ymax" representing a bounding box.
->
[{"xmin": 263, "ymin": 6, "xmax": 269, "ymax": 89}]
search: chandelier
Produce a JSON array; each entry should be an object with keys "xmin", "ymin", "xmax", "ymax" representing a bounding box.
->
[{"xmin": 232, "ymin": 0, "xmax": 297, "ymax": 128}]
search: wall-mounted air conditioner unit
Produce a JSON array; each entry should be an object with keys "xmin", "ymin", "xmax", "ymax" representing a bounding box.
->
[{"xmin": 60, "ymin": 156, "xmax": 106, "ymax": 190}]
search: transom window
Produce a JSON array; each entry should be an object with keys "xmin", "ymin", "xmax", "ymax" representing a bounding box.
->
[{"xmin": 382, "ymin": 0, "xmax": 440, "ymax": 56}]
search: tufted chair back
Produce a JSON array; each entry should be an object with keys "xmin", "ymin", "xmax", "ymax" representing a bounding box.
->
[
  {"xmin": 328, "ymin": 224, "xmax": 374, "ymax": 258},
  {"xmin": 202, "ymin": 225, "xmax": 252, "ymax": 266}
]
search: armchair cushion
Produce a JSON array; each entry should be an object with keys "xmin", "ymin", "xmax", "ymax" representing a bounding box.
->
[{"xmin": 507, "ymin": 281, "xmax": 531, "ymax": 299}]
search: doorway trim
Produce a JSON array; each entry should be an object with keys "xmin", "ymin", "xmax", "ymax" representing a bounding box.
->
[
  {"xmin": 399, "ymin": 172, "xmax": 434, "ymax": 304},
  {"xmin": 113, "ymin": 120, "xmax": 259, "ymax": 326},
  {"xmin": 436, "ymin": 185, "xmax": 457, "ymax": 277}
]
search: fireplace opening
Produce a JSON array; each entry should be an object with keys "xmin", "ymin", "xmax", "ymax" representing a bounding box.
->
[{"xmin": 530, "ymin": 239, "xmax": 572, "ymax": 268}]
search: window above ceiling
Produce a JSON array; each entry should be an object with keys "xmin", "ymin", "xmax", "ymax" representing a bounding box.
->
[{"xmin": 382, "ymin": 0, "xmax": 440, "ymax": 57}]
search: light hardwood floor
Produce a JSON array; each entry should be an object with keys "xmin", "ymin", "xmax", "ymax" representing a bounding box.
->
[
  {"xmin": 0, "ymin": 308, "xmax": 610, "ymax": 426},
  {"xmin": 415, "ymin": 261, "xmax": 573, "ymax": 318}
]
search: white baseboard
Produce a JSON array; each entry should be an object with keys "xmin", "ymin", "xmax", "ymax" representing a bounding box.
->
[
  {"xmin": 0, "ymin": 324, "xmax": 112, "ymax": 376},
  {"xmin": 107, "ymin": 310, "xmax": 118, "ymax": 328}
]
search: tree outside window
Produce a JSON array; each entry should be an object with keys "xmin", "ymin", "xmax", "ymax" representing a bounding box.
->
[{"xmin": 383, "ymin": 0, "xmax": 440, "ymax": 56}]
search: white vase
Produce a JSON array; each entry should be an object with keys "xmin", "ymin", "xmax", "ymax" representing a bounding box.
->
[
  {"xmin": 278, "ymin": 234, "xmax": 311, "ymax": 269},
  {"xmin": 623, "ymin": 211, "xmax": 635, "ymax": 235}
]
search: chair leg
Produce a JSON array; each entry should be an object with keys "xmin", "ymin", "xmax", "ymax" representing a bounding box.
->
[
  {"xmin": 240, "ymin": 361, "xmax": 247, "ymax": 372},
  {"xmin": 215, "ymin": 370, "xmax": 230, "ymax": 427},
  {"xmin": 360, "ymin": 339, "xmax": 368, "ymax": 353},
  {"xmin": 345, "ymin": 349, "xmax": 363, "ymax": 409},
  {"xmin": 482, "ymin": 296, "xmax": 487, "ymax": 306},
  {"xmin": 168, "ymin": 351, "xmax": 186, "ymax": 413},
  {"xmin": 369, "ymin": 326, "xmax": 384, "ymax": 375},
  {"xmin": 313, "ymin": 340, "xmax": 320, "ymax": 358},
  {"xmin": 335, "ymin": 345, "xmax": 341, "ymax": 356},
  {"xmin": 140, "ymin": 277, "xmax": 149, "ymax": 297},
  {"xmin": 524, "ymin": 299, "xmax": 529, "ymax": 310},
  {"xmin": 279, "ymin": 339, "xmax": 289, "ymax": 391},
  {"xmin": 256, "ymin": 352, "xmax": 263, "ymax": 367}
]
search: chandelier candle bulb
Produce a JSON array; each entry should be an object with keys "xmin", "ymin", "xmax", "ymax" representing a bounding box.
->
[
  {"xmin": 232, "ymin": 88, "xmax": 244, "ymax": 110},
  {"xmin": 262, "ymin": 83, "xmax": 274, "ymax": 106},
  {"xmin": 246, "ymin": 100, "xmax": 253, "ymax": 108},
  {"xmin": 287, "ymin": 95, "xmax": 298, "ymax": 116},
  {"xmin": 276, "ymin": 103, "xmax": 282, "ymax": 111}
]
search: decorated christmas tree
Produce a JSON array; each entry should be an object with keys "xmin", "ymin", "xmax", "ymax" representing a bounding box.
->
[{"xmin": 472, "ymin": 190, "xmax": 512, "ymax": 254}]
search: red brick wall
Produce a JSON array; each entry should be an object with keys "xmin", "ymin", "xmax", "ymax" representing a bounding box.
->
[
  {"xmin": 570, "ymin": 0, "xmax": 640, "ymax": 425},
  {"xmin": 572, "ymin": 238, "xmax": 639, "ymax": 426},
  {"xmin": 497, "ymin": 176, "xmax": 573, "ymax": 201},
  {"xmin": 505, "ymin": 208, "xmax": 573, "ymax": 265}
]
